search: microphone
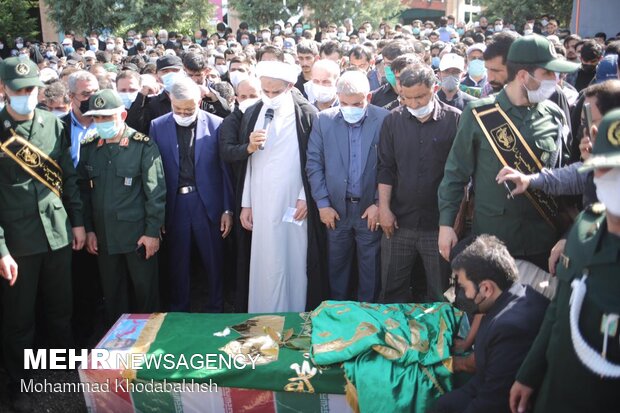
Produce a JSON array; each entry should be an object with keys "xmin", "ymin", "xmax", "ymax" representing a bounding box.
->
[{"xmin": 259, "ymin": 108, "xmax": 274, "ymax": 150}]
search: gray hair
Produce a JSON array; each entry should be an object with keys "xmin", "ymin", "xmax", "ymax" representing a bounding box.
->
[
  {"xmin": 336, "ymin": 70, "xmax": 370, "ymax": 96},
  {"xmin": 311, "ymin": 59, "xmax": 340, "ymax": 80},
  {"xmin": 399, "ymin": 64, "xmax": 437, "ymax": 89},
  {"xmin": 67, "ymin": 70, "xmax": 98, "ymax": 93},
  {"xmin": 170, "ymin": 77, "xmax": 201, "ymax": 102}
]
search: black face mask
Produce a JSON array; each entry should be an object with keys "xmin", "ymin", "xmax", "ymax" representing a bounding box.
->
[
  {"xmin": 79, "ymin": 99, "xmax": 90, "ymax": 114},
  {"xmin": 455, "ymin": 283, "xmax": 487, "ymax": 314},
  {"xmin": 454, "ymin": 284, "xmax": 479, "ymax": 314}
]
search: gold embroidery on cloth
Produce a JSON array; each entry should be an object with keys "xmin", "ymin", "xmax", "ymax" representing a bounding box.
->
[
  {"xmin": 0, "ymin": 131, "xmax": 63, "ymax": 197},
  {"xmin": 312, "ymin": 322, "xmax": 378, "ymax": 354},
  {"xmin": 219, "ymin": 315, "xmax": 285, "ymax": 366},
  {"xmin": 437, "ymin": 317, "xmax": 447, "ymax": 359},
  {"xmin": 409, "ymin": 319, "xmax": 430, "ymax": 353},
  {"xmin": 284, "ymin": 360, "xmax": 317, "ymax": 393},
  {"xmin": 231, "ymin": 315, "xmax": 285, "ymax": 337},
  {"xmin": 384, "ymin": 318, "xmax": 400, "ymax": 330},
  {"xmin": 121, "ymin": 313, "xmax": 167, "ymax": 380}
]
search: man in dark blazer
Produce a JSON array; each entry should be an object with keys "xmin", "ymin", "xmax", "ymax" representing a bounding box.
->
[
  {"xmin": 150, "ymin": 77, "xmax": 233, "ymax": 312},
  {"xmin": 306, "ymin": 70, "xmax": 389, "ymax": 302},
  {"xmin": 433, "ymin": 234, "xmax": 549, "ymax": 413}
]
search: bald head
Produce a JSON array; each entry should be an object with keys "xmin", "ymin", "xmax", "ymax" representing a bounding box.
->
[
  {"xmin": 236, "ymin": 77, "xmax": 262, "ymax": 102},
  {"xmin": 311, "ymin": 59, "xmax": 340, "ymax": 87}
]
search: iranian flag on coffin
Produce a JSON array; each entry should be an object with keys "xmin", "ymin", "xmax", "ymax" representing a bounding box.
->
[{"xmin": 131, "ymin": 386, "xmax": 351, "ymax": 413}]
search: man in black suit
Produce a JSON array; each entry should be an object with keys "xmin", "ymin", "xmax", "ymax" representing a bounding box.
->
[{"xmin": 433, "ymin": 234, "xmax": 549, "ymax": 413}]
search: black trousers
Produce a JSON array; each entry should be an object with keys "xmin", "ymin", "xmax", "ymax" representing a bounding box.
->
[{"xmin": 2, "ymin": 246, "xmax": 73, "ymax": 382}]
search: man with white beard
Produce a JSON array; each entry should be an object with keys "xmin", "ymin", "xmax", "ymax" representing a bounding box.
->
[{"xmin": 238, "ymin": 61, "xmax": 327, "ymax": 312}]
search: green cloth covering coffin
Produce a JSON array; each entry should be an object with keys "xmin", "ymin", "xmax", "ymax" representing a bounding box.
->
[
  {"xmin": 133, "ymin": 302, "xmax": 460, "ymax": 412},
  {"xmin": 311, "ymin": 301, "xmax": 461, "ymax": 413}
]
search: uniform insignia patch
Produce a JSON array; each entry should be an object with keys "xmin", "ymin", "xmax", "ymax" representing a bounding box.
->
[
  {"xmin": 490, "ymin": 124, "xmax": 516, "ymax": 151},
  {"xmin": 560, "ymin": 254, "xmax": 570, "ymax": 269},
  {"xmin": 608, "ymin": 120, "xmax": 620, "ymax": 146},
  {"xmin": 97, "ymin": 139, "xmax": 104, "ymax": 147},
  {"xmin": 3, "ymin": 120, "xmax": 11, "ymax": 129},
  {"xmin": 94, "ymin": 96, "xmax": 106, "ymax": 108},
  {"xmin": 15, "ymin": 63, "xmax": 30, "ymax": 76},
  {"xmin": 132, "ymin": 133, "xmax": 149, "ymax": 142},
  {"xmin": 124, "ymin": 177, "xmax": 132, "ymax": 186}
]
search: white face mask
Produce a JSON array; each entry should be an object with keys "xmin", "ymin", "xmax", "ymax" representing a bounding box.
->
[
  {"xmin": 106, "ymin": 43, "xmax": 115, "ymax": 51},
  {"xmin": 229, "ymin": 71, "xmax": 248, "ymax": 89},
  {"xmin": 238, "ymin": 97, "xmax": 260, "ymax": 113},
  {"xmin": 524, "ymin": 74, "xmax": 556, "ymax": 104},
  {"xmin": 494, "ymin": 25, "xmax": 503, "ymax": 32},
  {"xmin": 215, "ymin": 64, "xmax": 228, "ymax": 75},
  {"xmin": 524, "ymin": 29, "xmax": 533, "ymax": 36},
  {"xmin": 309, "ymin": 83, "xmax": 337, "ymax": 103},
  {"xmin": 593, "ymin": 168, "xmax": 620, "ymax": 216},
  {"xmin": 407, "ymin": 98, "xmax": 434, "ymax": 119},
  {"xmin": 173, "ymin": 112, "xmax": 197, "ymax": 127},
  {"xmin": 261, "ymin": 89, "xmax": 290, "ymax": 110},
  {"xmin": 51, "ymin": 109, "xmax": 69, "ymax": 118}
]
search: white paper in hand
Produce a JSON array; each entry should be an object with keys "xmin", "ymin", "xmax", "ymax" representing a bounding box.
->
[{"xmin": 282, "ymin": 207, "xmax": 304, "ymax": 226}]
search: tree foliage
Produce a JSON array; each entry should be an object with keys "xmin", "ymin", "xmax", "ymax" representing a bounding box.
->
[
  {"xmin": 230, "ymin": 0, "xmax": 405, "ymax": 30},
  {"xmin": 477, "ymin": 0, "xmax": 573, "ymax": 27},
  {"xmin": 43, "ymin": 0, "xmax": 215, "ymax": 35},
  {"xmin": 0, "ymin": 0, "xmax": 40, "ymax": 39},
  {"xmin": 43, "ymin": 0, "xmax": 125, "ymax": 33},
  {"xmin": 229, "ymin": 0, "xmax": 302, "ymax": 28},
  {"xmin": 305, "ymin": 0, "xmax": 405, "ymax": 29}
]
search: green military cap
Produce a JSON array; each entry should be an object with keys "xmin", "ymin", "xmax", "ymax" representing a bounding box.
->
[
  {"xmin": 580, "ymin": 108, "xmax": 620, "ymax": 171},
  {"xmin": 83, "ymin": 89, "xmax": 125, "ymax": 116},
  {"xmin": 0, "ymin": 57, "xmax": 44, "ymax": 90},
  {"xmin": 507, "ymin": 34, "xmax": 579, "ymax": 73}
]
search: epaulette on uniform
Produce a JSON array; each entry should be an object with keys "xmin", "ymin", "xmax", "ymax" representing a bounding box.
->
[
  {"xmin": 132, "ymin": 132, "xmax": 150, "ymax": 143},
  {"xmin": 586, "ymin": 202, "xmax": 606, "ymax": 215},
  {"xmin": 81, "ymin": 135, "xmax": 98, "ymax": 145}
]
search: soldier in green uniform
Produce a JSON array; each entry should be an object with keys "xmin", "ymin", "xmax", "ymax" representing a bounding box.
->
[
  {"xmin": 0, "ymin": 57, "xmax": 85, "ymax": 407},
  {"xmin": 77, "ymin": 90, "xmax": 166, "ymax": 327},
  {"xmin": 438, "ymin": 35, "xmax": 579, "ymax": 269},
  {"xmin": 510, "ymin": 108, "xmax": 620, "ymax": 413}
]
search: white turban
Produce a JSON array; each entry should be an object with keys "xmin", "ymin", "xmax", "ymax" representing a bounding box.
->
[{"xmin": 255, "ymin": 61, "xmax": 298, "ymax": 84}]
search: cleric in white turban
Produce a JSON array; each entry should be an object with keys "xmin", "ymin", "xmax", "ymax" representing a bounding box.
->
[{"xmin": 232, "ymin": 58, "xmax": 329, "ymax": 314}]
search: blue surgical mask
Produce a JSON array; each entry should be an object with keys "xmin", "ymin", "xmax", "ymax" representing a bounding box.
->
[
  {"xmin": 96, "ymin": 120, "xmax": 120, "ymax": 139},
  {"xmin": 9, "ymin": 91, "xmax": 38, "ymax": 115},
  {"xmin": 118, "ymin": 92, "xmax": 139, "ymax": 109},
  {"xmin": 468, "ymin": 59, "xmax": 486, "ymax": 77},
  {"xmin": 340, "ymin": 106, "xmax": 366, "ymax": 124},
  {"xmin": 457, "ymin": 28, "xmax": 465, "ymax": 36},
  {"xmin": 441, "ymin": 75, "xmax": 460, "ymax": 91},
  {"xmin": 412, "ymin": 28, "xmax": 420, "ymax": 35},
  {"xmin": 161, "ymin": 71, "xmax": 183, "ymax": 92},
  {"xmin": 65, "ymin": 46, "xmax": 75, "ymax": 54},
  {"xmin": 431, "ymin": 56, "xmax": 441, "ymax": 69},
  {"xmin": 295, "ymin": 27, "xmax": 303, "ymax": 36},
  {"xmin": 384, "ymin": 66, "xmax": 397, "ymax": 88}
]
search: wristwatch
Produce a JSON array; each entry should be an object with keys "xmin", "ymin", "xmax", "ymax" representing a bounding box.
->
[{"xmin": 224, "ymin": 210, "xmax": 234, "ymax": 216}]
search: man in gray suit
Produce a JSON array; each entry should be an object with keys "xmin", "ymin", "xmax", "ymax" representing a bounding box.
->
[{"xmin": 307, "ymin": 70, "xmax": 390, "ymax": 302}]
